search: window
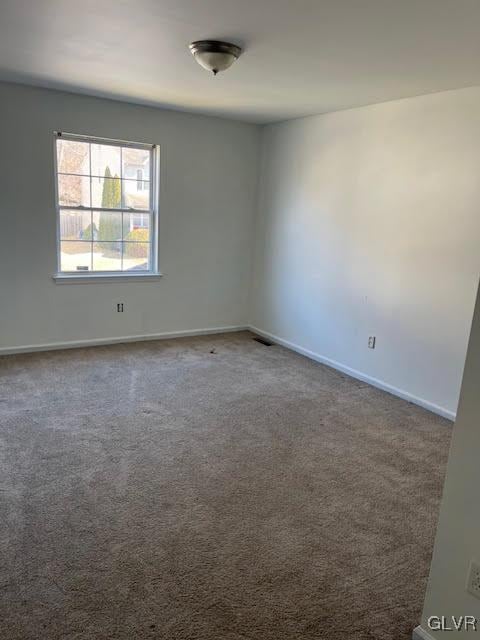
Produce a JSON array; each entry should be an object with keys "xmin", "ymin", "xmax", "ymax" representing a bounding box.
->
[{"xmin": 54, "ymin": 132, "xmax": 158, "ymax": 277}]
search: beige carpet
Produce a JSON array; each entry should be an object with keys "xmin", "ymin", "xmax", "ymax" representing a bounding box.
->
[{"xmin": 0, "ymin": 331, "xmax": 451, "ymax": 640}]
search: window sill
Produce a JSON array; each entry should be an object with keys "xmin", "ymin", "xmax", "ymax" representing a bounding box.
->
[{"xmin": 53, "ymin": 272, "xmax": 163, "ymax": 284}]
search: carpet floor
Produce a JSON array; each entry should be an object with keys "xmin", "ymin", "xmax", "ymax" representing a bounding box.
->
[{"xmin": 0, "ymin": 331, "xmax": 451, "ymax": 640}]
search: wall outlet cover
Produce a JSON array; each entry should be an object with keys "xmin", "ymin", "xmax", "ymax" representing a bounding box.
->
[{"xmin": 467, "ymin": 561, "xmax": 480, "ymax": 599}]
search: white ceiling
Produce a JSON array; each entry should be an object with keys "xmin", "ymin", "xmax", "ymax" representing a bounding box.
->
[{"xmin": 1, "ymin": 0, "xmax": 480, "ymax": 124}]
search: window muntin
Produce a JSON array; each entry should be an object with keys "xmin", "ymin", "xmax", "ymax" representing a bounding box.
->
[
  {"xmin": 55, "ymin": 133, "xmax": 156, "ymax": 275},
  {"xmin": 136, "ymin": 169, "xmax": 144, "ymax": 191}
]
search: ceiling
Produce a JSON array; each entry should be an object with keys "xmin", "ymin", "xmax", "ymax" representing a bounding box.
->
[{"xmin": 1, "ymin": 0, "xmax": 480, "ymax": 124}]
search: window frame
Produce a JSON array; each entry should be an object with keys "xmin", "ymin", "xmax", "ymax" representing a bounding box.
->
[{"xmin": 53, "ymin": 131, "xmax": 160, "ymax": 282}]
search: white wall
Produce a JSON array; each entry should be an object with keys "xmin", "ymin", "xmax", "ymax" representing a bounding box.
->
[
  {"xmin": 418, "ymin": 281, "xmax": 480, "ymax": 637},
  {"xmin": 250, "ymin": 87, "xmax": 480, "ymax": 418},
  {"xmin": 0, "ymin": 82, "xmax": 259, "ymax": 351}
]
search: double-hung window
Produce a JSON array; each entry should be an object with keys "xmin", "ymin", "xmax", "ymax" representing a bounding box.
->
[{"xmin": 54, "ymin": 132, "xmax": 158, "ymax": 278}]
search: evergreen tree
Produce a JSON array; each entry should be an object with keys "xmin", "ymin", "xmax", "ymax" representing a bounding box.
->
[
  {"xmin": 101, "ymin": 166, "xmax": 113, "ymax": 207},
  {"xmin": 98, "ymin": 166, "xmax": 122, "ymax": 249},
  {"xmin": 112, "ymin": 173, "xmax": 121, "ymax": 208},
  {"xmin": 81, "ymin": 222, "xmax": 98, "ymax": 241}
]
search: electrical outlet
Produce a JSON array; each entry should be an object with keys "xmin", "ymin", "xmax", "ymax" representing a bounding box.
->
[
  {"xmin": 116, "ymin": 303, "xmax": 124, "ymax": 313},
  {"xmin": 368, "ymin": 336, "xmax": 376, "ymax": 349},
  {"xmin": 467, "ymin": 561, "xmax": 480, "ymax": 599}
]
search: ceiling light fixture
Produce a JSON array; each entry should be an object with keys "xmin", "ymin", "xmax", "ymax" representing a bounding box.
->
[{"xmin": 189, "ymin": 40, "xmax": 242, "ymax": 76}]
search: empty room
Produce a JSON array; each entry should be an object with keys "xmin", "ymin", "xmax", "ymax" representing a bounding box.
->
[{"xmin": 1, "ymin": 1, "xmax": 480, "ymax": 639}]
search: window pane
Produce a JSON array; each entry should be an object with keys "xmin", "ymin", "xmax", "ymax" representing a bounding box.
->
[
  {"xmin": 92, "ymin": 211, "xmax": 122, "ymax": 241},
  {"xmin": 60, "ymin": 210, "xmax": 92, "ymax": 240},
  {"xmin": 123, "ymin": 243, "xmax": 150, "ymax": 271},
  {"xmin": 58, "ymin": 174, "xmax": 90, "ymax": 207},
  {"xmin": 91, "ymin": 176, "xmax": 122, "ymax": 209},
  {"xmin": 122, "ymin": 212, "xmax": 150, "ymax": 241},
  {"xmin": 123, "ymin": 180, "xmax": 150, "ymax": 210},
  {"xmin": 57, "ymin": 139, "xmax": 90, "ymax": 175},
  {"xmin": 60, "ymin": 241, "xmax": 92, "ymax": 272},
  {"xmin": 92, "ymin": 242, "xmax": 122, "ymax": 271},
  {"xmin": 91, "ymin": 144, "xmax": 121, "ymax": 178},
  {"xmin": 122, "ymin": 147, "xmax": 150, "ymax": 181}
]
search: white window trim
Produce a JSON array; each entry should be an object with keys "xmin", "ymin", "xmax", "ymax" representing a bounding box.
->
[
  {"xmin": 53, "ymin": 272, "xmax": 163, "ymax": 284},
  {"xmin": 53, "ymin": 131, "xmax": 161, "ymax": 282}
]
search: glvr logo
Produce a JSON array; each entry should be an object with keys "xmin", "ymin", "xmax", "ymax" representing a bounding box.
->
[{"xmin": 428, "ymin": 616, "xmax": 477, "ymax": 631}]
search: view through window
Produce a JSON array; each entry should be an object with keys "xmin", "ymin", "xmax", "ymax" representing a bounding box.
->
[{"xmin": 55, "ymin": 133, "xmax": 156, "ymax": 274}]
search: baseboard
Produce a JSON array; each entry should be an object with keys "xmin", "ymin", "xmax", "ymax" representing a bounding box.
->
[
  {"xmin": 0, "ymin": 325, "xmax": 248, "ymax": 356},
  {"xmin": 249, "ymin": 325, "xmax": 456, "ymax": 421},
  {"xmin": 1, "ymin": 324, "xmax": 457, "ymax": 421},
  {"xmin": 412, "ymin": 626, "xmax": 435, "ymax": 640}
]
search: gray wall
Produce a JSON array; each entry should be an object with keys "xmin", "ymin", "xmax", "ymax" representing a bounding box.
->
[
  {"xmin": 250, "ymin": 87, "xmax": 480, "ymax": 418},
  {"xmin": 0, "ymin": 83, "xmax": 259, "ymax": 350},
  {"xmin": 420, "ymin": 281, "xmax": 480, "ymax": 636}
]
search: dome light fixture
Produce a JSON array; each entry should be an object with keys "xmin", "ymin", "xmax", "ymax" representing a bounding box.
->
[{"xmin": 189, "ymin": 40, "xmax": 242, "ymax": 76}]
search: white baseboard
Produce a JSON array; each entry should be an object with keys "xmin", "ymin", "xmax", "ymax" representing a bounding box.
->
[
  {"xmin": 412, "ymin": 626, "xmax": 435, "ymax": 640},
  {"xmin": 0, "ymin": 323, "xmax": 457, "ymax": 421},
  {"xmin": 0, "ymin": 325, "xmax": 247, "ymax": 356},
  {"xmin": 248, "ymin": 325, "xmax": 455, "ymax": 421}
]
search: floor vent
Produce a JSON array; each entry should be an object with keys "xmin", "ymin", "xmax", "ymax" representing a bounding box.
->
[{"xmin": 253, "ymin": 336, "xmax": 273, "ymax": 346}]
